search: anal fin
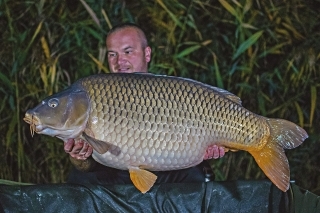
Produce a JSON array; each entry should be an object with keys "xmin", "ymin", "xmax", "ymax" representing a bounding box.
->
[{"xmin": 129, "ymin": 166, "xmax": 157, "ymax": 193}]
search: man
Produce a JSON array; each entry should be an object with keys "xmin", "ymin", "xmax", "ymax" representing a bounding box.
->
[{"xmin": 65, "ymin": 23, "xmax": 225, "ymax": 185}]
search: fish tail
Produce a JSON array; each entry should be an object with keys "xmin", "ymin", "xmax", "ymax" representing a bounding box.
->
[
  {"xmin": 249, "ymin": 118, "xmax": 308, "ymax": 192},
  {"xmin": 266, "ymin": 119, "xmax": 308, "ymax": 149}
]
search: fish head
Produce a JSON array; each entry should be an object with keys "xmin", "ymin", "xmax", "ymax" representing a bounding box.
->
[{"xmin": 24, "ymin": 86, "xmax": 90, "ymax": 141}]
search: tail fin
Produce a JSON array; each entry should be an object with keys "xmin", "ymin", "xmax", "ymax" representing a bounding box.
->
[
  {"xmin": 266, "ymin": 119, "xmax": 308, "ymax": 149},
  {"xmin": 249, "ymin": 119, "xmax": 308, "ymax": 192}
]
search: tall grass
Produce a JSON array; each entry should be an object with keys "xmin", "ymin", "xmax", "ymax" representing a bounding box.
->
[{"xmin": 0, "ymin": 0, "xmax": 319, "ymax": 194}]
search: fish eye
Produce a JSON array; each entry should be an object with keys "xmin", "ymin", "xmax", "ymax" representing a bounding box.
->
[{"xmin": 48, "ymin": 98, "xmax": 59, "ymax": 108}]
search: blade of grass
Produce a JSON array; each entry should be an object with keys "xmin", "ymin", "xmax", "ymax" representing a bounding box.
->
[
  {"xmin": 19, "ymin": 21, "xmax": 43, "ymax": 68},
  {"xmin": 175, "ymin": 40, "xmax": 212, "ymax": 58},
  {"xmin": 213, "ymin": 53, "xmax": 224, "ymax": 88},
  {"xmin": 156, "ymin": 0, "xmax": 183, "ymax": 28},
  {"xmin": 0, "ymin": 72, "xmax": 14, "ymax": 91},
  {"xmin": 219, "ymin": 0, "xmax": 241, "ymax": 22},
  {"xmin": 79, "ymin": 0, "xmax": 100, "ymax": 27},
  {"xmin": 101, "ymin": 9, "xmax": 112, "ymax": 30},
  {"xmin": 88, "ymin": 53, "xmax": 109, "ymax": 73},
  {"xmin": 294, "ymin": 101, "xmax": 304, "ymax": 127},
  {"xmin": 310, "ymin": 86, "xmax": 316, "ymax": 126},
  {"xmin": 232, "ymin": 30, "xmax": 263, "ymax": 60}
]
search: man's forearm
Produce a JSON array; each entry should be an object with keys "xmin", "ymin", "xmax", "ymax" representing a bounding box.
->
[{"xmin": 69, "ymin": 156, "xmax": 97, "ymax": 172}]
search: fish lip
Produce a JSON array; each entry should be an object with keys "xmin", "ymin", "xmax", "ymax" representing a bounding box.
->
[
  {"xmin": 23, "ymin": 113, "xmax": 82, "ymax": 138},
  {"xmin": 23, "ymin": 113, "xmax": 42, "ymax": 137},
  {"xmin": 23, "ymin": 113, "xmax": 40, "ymax": 125}
]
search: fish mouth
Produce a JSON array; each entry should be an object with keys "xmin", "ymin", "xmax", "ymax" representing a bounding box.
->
[{"xmin": 23, "ymin": 113, "xmax": 40, "ymax": 137}]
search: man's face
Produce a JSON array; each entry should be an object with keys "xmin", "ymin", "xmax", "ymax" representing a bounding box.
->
[{"xmin": 106, "ymin": 27, "xmax": 151, "ymax": 73}]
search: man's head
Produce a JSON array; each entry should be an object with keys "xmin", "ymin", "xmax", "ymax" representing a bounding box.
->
[{"xmin": 106, "ymin": 23, "xmax": 151, "ymax": 73}]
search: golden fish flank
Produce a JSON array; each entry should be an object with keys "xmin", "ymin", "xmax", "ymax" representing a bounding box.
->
[{"xmin": 24, "ymin": 73, "xmax": 308, "ymax": 193}]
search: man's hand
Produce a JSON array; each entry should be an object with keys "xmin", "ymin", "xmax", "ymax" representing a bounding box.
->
[
  {"xmin": 64, "ymin": 138, "xmax": 226, "ymax": 161},
  {"xmin": 64, "ymin": 138, "xmax": 93, "ymax": 160},
  {"xmin": 204, "ymin": 145, "xmax": 226, "ymax": 160}
]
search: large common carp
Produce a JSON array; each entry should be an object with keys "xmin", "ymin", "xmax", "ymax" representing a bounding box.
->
[{"xmin": 24, "ymin": 73, "xmax": 308, "ymax": 193}]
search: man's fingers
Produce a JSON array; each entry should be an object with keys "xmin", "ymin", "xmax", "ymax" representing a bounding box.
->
[
  {"xmin": 84, "ymin": 146, "xmax": 93, "ymax": 158},
  {"xmin": 64, "ymin": 139, "xmax": 75, "ymax": 153},
  {"xmin": 203, "ymin": 145, "xmax": 227, "ymax": 160},
  {"xmin": 212, "ymin": 145, "xmax": 219, "ymax": 159},
  {"xmin": 79, "ymin": 142, "xmax": 90, "ymax": 155},
  {"xmin": 69, "ymin": 141, "xmax": 84, "ymax": 154},
  {"xmin": 219, "ymin": 147, "xmax": 225, "ymax": 158},
  {"xmin": 64, "ymin": 138, "xmax": 93, "ymax": 160},
  {"xmin": 72, "ymin": 154, "xmax": 87, "ymax": 160}
]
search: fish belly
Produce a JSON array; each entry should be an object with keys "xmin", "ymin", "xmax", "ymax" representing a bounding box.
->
[{"xmin": 80, "ymin": 74, "xmax": 269, "ymax": 171}]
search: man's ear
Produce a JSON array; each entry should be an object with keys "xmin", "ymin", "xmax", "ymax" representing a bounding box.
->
[{"xmin": 144, "ymin": 46, "xmax": 151, "ymax": 62}]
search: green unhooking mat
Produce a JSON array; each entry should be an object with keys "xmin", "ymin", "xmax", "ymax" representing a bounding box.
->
[{"xmin": 0, "ymin": 180, "xmax": 319, "ymax": 213}]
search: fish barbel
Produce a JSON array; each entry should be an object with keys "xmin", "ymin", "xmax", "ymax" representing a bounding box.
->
[{"xmin": 24, "ymin": 73, "xmax": 308, "ymax": 193}]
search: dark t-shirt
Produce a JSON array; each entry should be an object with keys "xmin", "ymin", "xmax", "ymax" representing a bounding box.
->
[{"xmin": 67, "ymin": 161, "xmax": 214, "ymax": 185}]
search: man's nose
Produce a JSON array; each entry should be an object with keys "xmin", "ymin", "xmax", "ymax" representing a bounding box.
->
[{"xmin": 117, "ymin": 54, "xmax": 127, "ymax": 64}]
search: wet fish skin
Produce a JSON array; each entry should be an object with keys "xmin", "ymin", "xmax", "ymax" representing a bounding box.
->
[
  {"xmin": 24, "ymin": 73, "xmax": 308, "ymax": 193},
  {"xmin": 24, "ymin": 87, "xmax": 90, "ymax": 140}
]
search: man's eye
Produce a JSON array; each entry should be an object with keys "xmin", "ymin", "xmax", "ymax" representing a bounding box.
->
[
  {"xmin": 108, "ymin": 53, "xmax": 117, "ymax": 57},
  {"xmin": 125, "ymin": 50, "xmax": 132, "ymax": 54}
]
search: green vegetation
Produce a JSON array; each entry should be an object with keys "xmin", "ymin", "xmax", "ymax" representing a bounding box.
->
[{"xmin": 0, "ymin": 0, "xmax": 319, "ymax": 194}]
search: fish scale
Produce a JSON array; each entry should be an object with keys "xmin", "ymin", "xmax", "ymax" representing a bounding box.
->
[
  {"xmin": 80, "ymin": 74, "xmax": 266, "ymax": 170},
  {"xmin": 24, "ymin": 73, "xmax": 308, "ymax": 193}
]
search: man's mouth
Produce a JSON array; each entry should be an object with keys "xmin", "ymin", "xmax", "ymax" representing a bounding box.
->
[
  {"xmin": 117, "ymin": 68, "xmax": 131, "ymax": 73},
  {"xmin": 114, "ymin": 65, "xmax": 132, "ymax": 73}
]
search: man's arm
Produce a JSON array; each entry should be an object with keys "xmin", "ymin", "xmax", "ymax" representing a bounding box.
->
[{"xmin": 64, "ymin": 139, "xmax": 95, "ymax": 172}]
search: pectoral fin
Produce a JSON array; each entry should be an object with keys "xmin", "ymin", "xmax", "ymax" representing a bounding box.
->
[
  {"xmin": 82, "ymin": 132, "xmax": 121, "ymax": 156},
  {"xmin": 128, "ymin": 166, "xmax": 157, "ymax": 193}
]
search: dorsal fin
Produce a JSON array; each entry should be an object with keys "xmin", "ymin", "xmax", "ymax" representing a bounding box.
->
[
  {"xmin": 123, "ymin": 73, "xmax": 243, "ymax": 105},
  {"xmin": 172, "ymin": 75, "xmax": 242, "ymax": 105},
  {"xmin": 208, "ymin": 86, "xmax": 242, "ymax": 105}
]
